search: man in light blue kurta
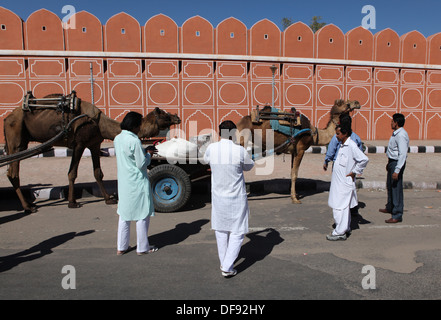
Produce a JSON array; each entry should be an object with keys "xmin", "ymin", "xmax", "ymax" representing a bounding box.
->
[
  {"xmin": 114, "ymin": 129, "xmax": 154, "ymax": 221},
  {"xmin": 114, "ymin": 112, "xmax": 156, "ymax": 256}
]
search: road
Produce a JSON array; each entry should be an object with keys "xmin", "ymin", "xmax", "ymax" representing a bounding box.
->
[{"xmin": 1, "ymin": 185, "xmax": 440, "ymax": 302}]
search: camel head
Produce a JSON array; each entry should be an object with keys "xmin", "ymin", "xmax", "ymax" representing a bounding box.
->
[
  {"xmin": 139, "ymin": 107, "xmax": 181, "ymax": 138},
  {"xmin": 330, "ymin": 99, "xmax": 361, "ymax": 118},
  {"xmin": 153, "ymin": 106, "xmax": 181, "ymax": 129}
]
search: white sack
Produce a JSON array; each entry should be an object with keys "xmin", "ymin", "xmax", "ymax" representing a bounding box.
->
[{"xmin": 156, "ymin": 138, "xmax": 200, "ymax": 159}]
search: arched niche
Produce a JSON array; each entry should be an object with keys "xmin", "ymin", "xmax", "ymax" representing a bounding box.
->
[
  {"xmin": 105, "ymin": 12, "xmax": 141, "ymax": 52},
  {"xmin": 400, "ymin": 30, "xmax": 426, "ymax": 64},
  {"xmin": 345, "ymin": 26, "xmax": 373, "ymax": 61},
  {"xmin": 314, "ymin": 24, "xmax": 345, "ymax": 59},
  {"xmin": 144, "ymin": 14, "xmax": 178, "ymax": 53},
  {"xmin": 181, "ymin": 16, "xmax": 213, "ymax": 54},
  {"xmin": 250, "ymin": 19, "xmax": 280, "ymax": 57},
  {"xmin": 427, "ymin": 32, "xmax": 441, "ymax": 65},
  {"xmin": 65, "ymin": 11, "xmax": 103, "ymax": 51},
  {"xmin": 283, "ymin": 21, "xmax": 313, "ymax": 58},
  {"xmin": 0, "ymin": 6, "xmax": 23, "ymax": 50},
  {"xmin": 216, "ymin": 17, "xmax": 247, "ymax": 55},
  {"xmin": 25, "ymin": 9, "xmax": 64, "ymax": 50},
  {"xmin": 374, "ymin": 28, "xmax": 400, "ymax": 62}
]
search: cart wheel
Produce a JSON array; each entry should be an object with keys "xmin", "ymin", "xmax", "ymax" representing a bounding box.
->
[{"xmin": 148, "ymin": 164, "xmax": 192, "ymax": 213}]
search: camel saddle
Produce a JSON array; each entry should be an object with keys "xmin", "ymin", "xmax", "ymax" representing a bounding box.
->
[
  {"xmin": 22, "ymin": 90, "xmax": 81, "ymax": 114},
  {"xmin": 251, "ymin": 105, "xmax": 311, "ymax": 138},
  {"xmin": 251, "ymin": 105, "xmax": 301, "ymax": 126}
]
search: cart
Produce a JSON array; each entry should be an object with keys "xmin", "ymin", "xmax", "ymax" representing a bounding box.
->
[
  {"xmin": 146, "ymin": 105, "xmax": 309, "ymax": 213},
  {"xmin": 147, "ymin": 155, "xmax": 210, "ymax": 213}
]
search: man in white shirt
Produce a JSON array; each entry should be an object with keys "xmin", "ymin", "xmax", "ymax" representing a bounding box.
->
[
  {"xmin": 327, "ymin": 123, "xmax": 369, "ymax": 241},
  {"xmin": 204, "ymin": 120, "xmax": 254, "ymax": 277},
  {"xmin": 380, "ymin": 113, "xmax": 409, "ymax": 223}
]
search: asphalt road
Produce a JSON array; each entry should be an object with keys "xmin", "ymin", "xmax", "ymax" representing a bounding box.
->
[{"xmin": 1, "ymin": 185, "xmax": 441, "ymax": 303}]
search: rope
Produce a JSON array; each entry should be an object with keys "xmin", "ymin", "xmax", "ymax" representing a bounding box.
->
[
  {"xmin": 251, "ymin": 128, "xmax": 311, "ymax": 160},
  {"xmin": 251, "ymin": 138, "xmax": 292, "ymax": 160}
]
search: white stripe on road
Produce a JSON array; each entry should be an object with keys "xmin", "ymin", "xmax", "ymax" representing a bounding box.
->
[
  {"xmin": 367, "ymin": 224, "xmax": 440, "ymax": 229},
  {"xmin": 248, "ymin": 226, "xmax": 309, "ymax": 232},
  {"xmin": 249, "ymin": 224, "xmax": 439, "ymax": 232}
]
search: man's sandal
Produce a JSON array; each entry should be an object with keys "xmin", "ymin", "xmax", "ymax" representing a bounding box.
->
[
  {"xmin": 137, "ymin": 246, "xmax": 159, "ymax": 256},
  {"xmin": 117, "ymin": 246, "xmax": 133, "ymax": 256}
]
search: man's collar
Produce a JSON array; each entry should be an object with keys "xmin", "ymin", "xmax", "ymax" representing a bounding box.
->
[
  {"xmin": 340, "ymin": 136, "xmax": 352, "ymax": 147},
  {"xmin": 122, "ymin": 129, "xmax": 138, "ymax": 138}
]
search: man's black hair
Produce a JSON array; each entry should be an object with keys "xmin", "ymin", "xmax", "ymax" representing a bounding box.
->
[
  {"xmin": 120, "ymin": 111, "xmax": 143, "ymax": 132},
  {"xmin": 336, "ymin": 122, "xmax": 352, "ymax": 136},
  {"xmin": 392, "ymin": 113, "xmax": 405, "ymax": 127},
  {"xmin": 339, "ymin": 113, "xmax": 352, "ymax": 126},
  {"xmin": 219, "ymin": 120, "xmax": 237, "ymax": 140}
]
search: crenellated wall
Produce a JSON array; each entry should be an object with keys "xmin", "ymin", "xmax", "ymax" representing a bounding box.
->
[{"xmin": 1, "ymin": 6, "xmax": 441, "ymax": 143}]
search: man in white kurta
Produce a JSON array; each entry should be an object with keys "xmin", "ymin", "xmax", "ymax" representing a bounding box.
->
[
  {"xmin": 204, "ymin": 121, "xmax": 254, "ymax": 277},
  {"xmin": 328, "ymin": 126, "xmax": 369, "ymax": 240}
]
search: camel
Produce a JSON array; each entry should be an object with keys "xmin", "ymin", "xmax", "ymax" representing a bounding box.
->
[
  {"xmin": 236, "ymin": 99, "xmax": 361, "ymax": 203},
  {"xmin": 3, "ymin": 92, "xmax": 181, "ymax": 213}
]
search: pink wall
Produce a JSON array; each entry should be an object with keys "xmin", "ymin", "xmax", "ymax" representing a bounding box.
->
[{"xmin": 1, "ymin": 7, "xmax": 441, "ymax": 142}]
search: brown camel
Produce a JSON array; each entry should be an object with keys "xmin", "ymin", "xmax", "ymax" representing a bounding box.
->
[
  {"xmin": 3, "ymin": 92, "xmax": 181, "ymax": 213},
  {"xmin": 236, "ymin": 99, "xmax": 361, "ymax": 203}
]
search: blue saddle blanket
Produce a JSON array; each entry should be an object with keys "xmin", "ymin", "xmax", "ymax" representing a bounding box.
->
[{"xmin": 269, "ymin": 107, "xmax": 311, "ymax": 137}]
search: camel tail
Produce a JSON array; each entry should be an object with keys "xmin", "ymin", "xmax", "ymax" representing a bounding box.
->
[
  {"xmin": 3, "ymin": 113, "xmax": 12, "ymax": 156},
  {"xmin": 3, "ymin": 125, "xmax": 9, "ymax": 156}
]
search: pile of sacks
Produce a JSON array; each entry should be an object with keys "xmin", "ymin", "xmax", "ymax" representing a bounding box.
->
[{"xmin": 155, "ymin": 134, "xmax": 211, "ymax": 159}]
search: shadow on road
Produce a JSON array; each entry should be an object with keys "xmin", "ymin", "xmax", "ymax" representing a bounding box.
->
[
  {"xmin": 235, "ymin": 228, "xmax": 284, "ymax": 275},
  {"xmin": 149, "ymin": 219, "xmax": 209, "ymax": 249},
  {"xmin": 0, "ymin": 230, "xmax": 95, "ymax": 273}
]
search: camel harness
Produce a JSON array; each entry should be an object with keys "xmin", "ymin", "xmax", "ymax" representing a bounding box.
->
[
  {"xmin": 0, "ymin": 91, "xmax": 87, "ymax": 167},
  {"xmin": 250, "ymin": 105, "xmax": 311, "ymax": 160},
  {"xmin": 22, "ymin": 90, "xmax": 81, "ymax": 114}
]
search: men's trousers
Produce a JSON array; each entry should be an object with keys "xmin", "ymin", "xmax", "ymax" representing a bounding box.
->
[
  {"xmin": 332, "ymin": 206, "xmax": 351, "ymax": 236},
  {"xmin": 117, "ymin": 216, "xmax": 150, "ymax": 253},
  {"xmin": 386, "ymin": 159, "xmax": 406, "ymax": 220},
  {"xmin": 215, "ymin": 231, "xmax": 244, "ymax": 272}
]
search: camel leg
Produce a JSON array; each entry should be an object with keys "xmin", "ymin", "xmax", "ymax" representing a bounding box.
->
[
  {"xmin": 67, "ymin": 144, "xmax": 85, "ymax": 208},
  {"xmin": 7, "ymin": 160, "xmax": 37, "ymax": 213},
  {"xmin": 290, "ymin": 148, "xmax": 306, "ymax": 204},
  {"xmin": 89, "ymin": 143, "xmax": 117, "ymax": 205}
]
